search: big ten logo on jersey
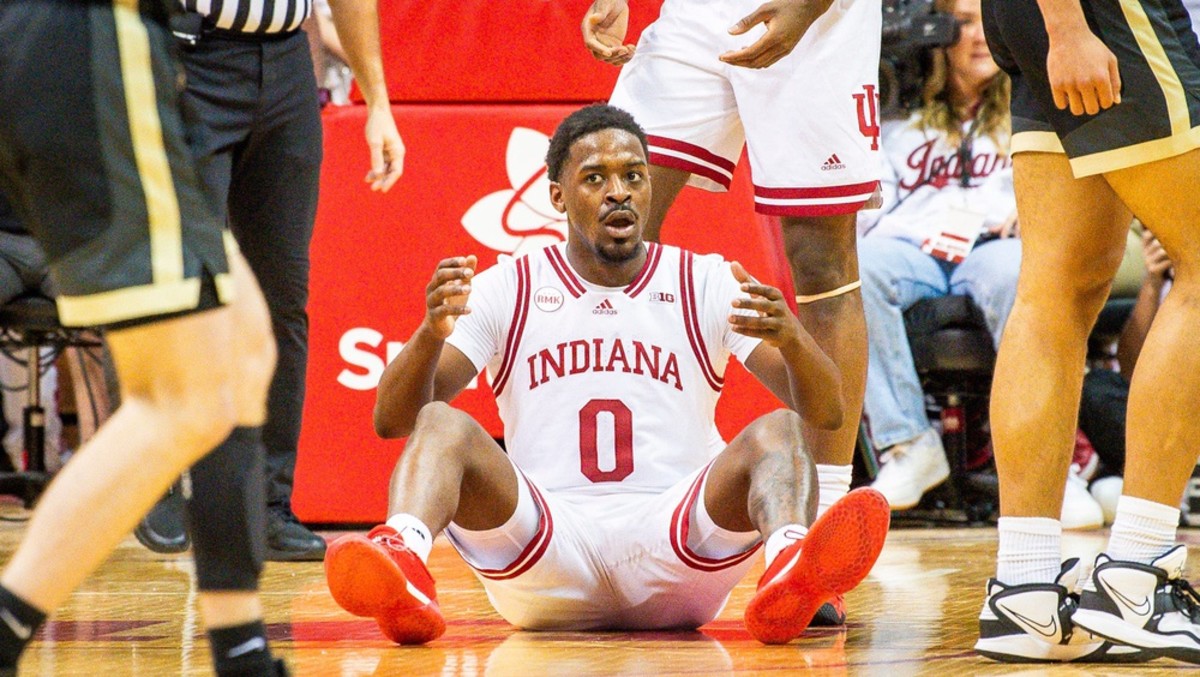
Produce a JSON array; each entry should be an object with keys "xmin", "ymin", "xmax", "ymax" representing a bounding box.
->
[
  {"xmin": 853, "ymin": 84, "xmax": 881, "ymax": 151},
  {"xmin": 649, "ymin": 291, "xmax": 675, "ymax": 304},
  {"xmin": 336, "ymin": 327, "xmax": 485, "ymax": 392},
  {"xmin": 460, "ymin": 128, "xmax": 568, "ymax": 257}
]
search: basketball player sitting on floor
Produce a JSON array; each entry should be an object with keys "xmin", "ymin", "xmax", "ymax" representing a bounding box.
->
[{"xmin": 323, "ymin": 104, "xmax": 890, "ymax": 645}]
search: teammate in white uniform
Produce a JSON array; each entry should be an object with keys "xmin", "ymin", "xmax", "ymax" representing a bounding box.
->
[
  {"xmin": 582, "ymin": 0, "xmax": 883, "ymax": 626},
  {"xmin": 323, "ymin": 105, "xmax": 889, "ymax": 645}
]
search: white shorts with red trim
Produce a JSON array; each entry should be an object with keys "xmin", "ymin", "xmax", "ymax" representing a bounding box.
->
[
  {"xmin": 608, "ymin": 0, "xmax": 883, "ymax": 216},
  {"xmin": 444, "ymin": 462, "xmax": 760, "ymax": 631}
]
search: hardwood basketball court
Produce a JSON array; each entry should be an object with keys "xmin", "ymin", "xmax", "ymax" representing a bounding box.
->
[{"xmin": 4, "ymin": 499, "xmax": 1196, "ymax": 675}]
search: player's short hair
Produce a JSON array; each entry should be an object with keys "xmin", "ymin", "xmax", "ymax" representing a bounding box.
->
[{"xmin": 545, "ymin": 104, "xmax": 649, "ymax": 182}]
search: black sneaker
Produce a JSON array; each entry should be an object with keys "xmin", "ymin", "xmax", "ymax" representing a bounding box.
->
[
  {"xmin": 976, "ymin": 558, "xmax": 1150, "ymax": 663},
  {"xmin": 266, "ymin": 505, "xmax": 326, "ymax": 562},
  {"xmin": 1074, "ymin": 545, "xmax": 1200, "ymax": 663},
  {"xmin": 133, "ymin": 479, "xmax": 190, "ymax": 554},
  {"xmin": 810, "ymin": 595, "xmax": 845, "ymax": 626}
]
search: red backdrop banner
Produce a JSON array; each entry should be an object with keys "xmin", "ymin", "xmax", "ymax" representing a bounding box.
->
[
  {"xmin": 352, "ymin": 0, "xmax": 663, "ymax": 103},
  {"xmin": 293, "ymin": 105, "xmax": 791, "ymax": 523}
]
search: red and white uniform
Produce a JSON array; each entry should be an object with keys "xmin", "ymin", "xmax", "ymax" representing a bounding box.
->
[
  {"xmin": 608, "ymin": 0, "xmax": 883, "ymax": 216},
  {"xmin": 442, "ymin": 242, "xmax": 765, "ymax": 629}
]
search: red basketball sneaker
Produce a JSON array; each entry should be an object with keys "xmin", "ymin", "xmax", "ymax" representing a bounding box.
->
[
  {"xmin": 745, "ymin": 487, "xmax": 890, "ymax": 644},
  {"xmin": 324, "ymin": 525, "xmax": 445, "ymax": 644}
]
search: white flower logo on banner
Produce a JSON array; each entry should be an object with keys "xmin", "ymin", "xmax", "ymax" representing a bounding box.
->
[{"xmin": 461, "ymin": 128, "xmax": 568, "ymax": 256}]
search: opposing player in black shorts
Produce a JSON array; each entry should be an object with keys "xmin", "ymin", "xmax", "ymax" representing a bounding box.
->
[
  {"xmin": 976, "ymin": 0, "xmax": 1200, "ymax": 664},
  {"xmin": 0, "ymin": 1, "xmax": 280, "ymax": 674}
]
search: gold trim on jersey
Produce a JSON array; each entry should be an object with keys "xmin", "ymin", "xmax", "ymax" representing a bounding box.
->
[
  {"xmin": 1010, "ymin": 131, "xmax": 1066, "ymax": 155},
  {"xmin": 1012, "ymin": 127, "xmax": 1200, "ymax": 176},
  {"xmin": 113, "ymin": 0, "xmax": 185, "ymax": 286},
  {"xmin": 57, "ymin": 279, "xmax": 201, "ymax": 327},
  {"xmin": 1070, "ymin": 125, "xmax": 1200, "ymax": 176},
  {"xmin": 1120, "ymin": 0, "xmax": 1190, "ymax": 136}
]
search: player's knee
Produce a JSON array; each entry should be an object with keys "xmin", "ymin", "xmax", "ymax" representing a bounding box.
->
[
  {"xmin": 409, "ymin": 402, "xmax": 484, "ymax": 457},
  {"xmin": 242, "ymin": 316, "xmax": 278, "ymax": 393},
  {"xmin": 747, "ymin": 409, "xmax": 807, "ymax": 463},
  {"xmin": 146, "ymin": 384, "xmax": 239, "ymax": 459}
]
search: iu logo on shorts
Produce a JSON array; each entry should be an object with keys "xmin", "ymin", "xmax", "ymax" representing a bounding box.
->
[{"xmin": 853, "ymin": 84, "xmax": 881, "ymax": 151}]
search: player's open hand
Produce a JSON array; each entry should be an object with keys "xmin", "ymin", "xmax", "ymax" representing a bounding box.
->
[
  {"xmin": 364, "ymin": 105, "xmax": 405, "ymax": 192},
  {"xmin": 582, "ymin": 0, "xmax": 635, "ymax": 66},
  {"xmin": 720, "ymin": 0, "xmax": 828, "ymax": 69},
  {"xmin": 423, "ymin": 255, "xmax": 477, "ymax": 340},
  {"xmin": 1046, "ymin": 25, "xmax": 1121, "ymax": 116},
  {"xmin": 727, "ymin": 261, "xmax": 805, "ymax": 348}
]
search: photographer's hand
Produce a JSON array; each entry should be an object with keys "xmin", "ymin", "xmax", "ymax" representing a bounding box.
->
[{"xmin": 1038, "ymin": 0, "xmax": 1121, "ymax": 115}]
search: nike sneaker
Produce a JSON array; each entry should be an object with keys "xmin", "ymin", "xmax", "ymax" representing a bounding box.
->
[
  {"xmin": 1073, "ymin": 545, "xmax": 1200, "ymax": 663},
  {"xmin": 744, "ymin": 487, "xmax": 890, "ymax": 644},
  {"xmin": 976, "ymin": 558, "xmax": 1152, "ymax": 663},
  {"xmin": 324, "ymin": 525, "xmax": 445, "ymax": 644}
]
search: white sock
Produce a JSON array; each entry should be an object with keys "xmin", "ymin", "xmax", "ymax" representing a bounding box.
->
[
  {"xmin": 764, "ymin": 523, "xmax": 808, "ymax": 565},
  {"xmin": 1106, "ymin": 495, "xmax": 1179, "ymax": 565},
  {"xmin": 816, "ymin": 464, "xmax": 852, "ymax": 518},
  {"xmin": 995, "ymin": 516, "xmax": 1062, "ymax": 585},
  {"xmin": 385, "ymin": 513, "xmax": 433, "ymax": 563}
]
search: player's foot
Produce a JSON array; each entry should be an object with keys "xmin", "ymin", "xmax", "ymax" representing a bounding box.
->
[
  {"xmin": 744, "ymin": 487, "xmax": 890, "ymax": 644},
  {"xmin": 324, "ymin": 525, "xmax": 445, "ymax": 644},
  {"xmin": 975, "ymin": 558, "xmax": 1153, "ymax": 663},
  {"xmin": 1073, "ymin": 545, "xmax": 1200, "ymax": 663},
  {"xmin": 809, "ymin": 595, "xmax": 846, "ymax": 626}
]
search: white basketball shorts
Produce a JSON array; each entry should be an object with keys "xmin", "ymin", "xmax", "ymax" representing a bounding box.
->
[
  {"xmin": 444, "ymin": 461, "xmax": 761, "ymax": 631},
  {"xmin": 609, "ymin": 0, "xmax": 883, "ymax": 216}
]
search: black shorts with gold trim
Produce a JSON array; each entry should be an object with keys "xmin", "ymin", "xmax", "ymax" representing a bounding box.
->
[
  {"xmin": 0, "ymin": 0, "xmax": 233, "ymax": 329},
  {"xmin": 983, "ymin": 0, "xmax": 1200, "ymax": 177}
]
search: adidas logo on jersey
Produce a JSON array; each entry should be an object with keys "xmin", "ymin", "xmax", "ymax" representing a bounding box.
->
[
  {"xmin": 592, "ymin": 299, "xmax": 618, "ymax": 316},
  {"xmin": 821, "ymin": 154, "xmax": 846, "ymax": 171}
]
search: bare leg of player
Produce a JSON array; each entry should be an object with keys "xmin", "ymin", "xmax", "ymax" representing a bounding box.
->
[
  {"xmin": 780, "ymin": 214, "xmax": 865, "ymax": 472},
  {"xmin": 704, "ymin": 409, "xmax": 889, "ymax": 644},
  {"xmin": 324, "ymin": 401, "xmax": 518, "ymax": 645},
  {"xmin": 1101, "ymin": 149, "xmax": 1200, "ymax": 508},
  {"xmin": 991, "ymin": 153, "xmax": 1129, "ymax": 522},
  {"xmin": 641, "ymin": 165, "xmax": 693, "ymax": 242},
  {"xmin": 0, "ymin": 251, "xmax": 276, "ymax": 622},
  {"xmin": 383, "ymin": 401, "xmax": 519, "ymax": 533},
  {"xmin": 704, "ymin": 409, "xmax": 818, "ymax": 534}
]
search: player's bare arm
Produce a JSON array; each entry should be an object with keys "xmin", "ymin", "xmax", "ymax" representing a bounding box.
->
[
  {"xmin": 374, "ymin": 255, "xmax": 479, "ymax": 438},
  {"xmin": 719, "ymin": 0, "xmax": 834, "ymax": 69},
  {"xmin": 1036, "ymin": 0, "xmax": 1121, "ymax": 115},
  {"xmin": 582, "ymin": 0, "xmax": 636, "ymax": 66},
  {"xmin": 327, "ymin": 0, "xmax": 406, "ymax": 191},
  {"xmin": 729, "ymin": 262, "xmax": 843, "ymax": 430}
]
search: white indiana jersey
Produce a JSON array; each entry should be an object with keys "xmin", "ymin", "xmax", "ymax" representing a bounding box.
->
[{"xmin": 445, "ymin": 242, "xmax": 761, "ymax": 497}]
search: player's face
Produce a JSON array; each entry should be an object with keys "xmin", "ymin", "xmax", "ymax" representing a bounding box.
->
[
  {"xmin": 947, "ymin": 0, "xmax": 999, "ymax": 92},
  {"xmin": 550, "ymin": 128, "xmax": 651, "ymax": 266}
]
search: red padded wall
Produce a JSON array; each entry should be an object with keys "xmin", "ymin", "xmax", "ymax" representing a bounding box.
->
[{"xmin": 352, "ymin": 0, "xmax": 663, "ymax": 103}]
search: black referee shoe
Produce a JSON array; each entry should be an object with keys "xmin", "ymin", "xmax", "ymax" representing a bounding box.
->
[
  {"xmin": 134, "ymin": 480, "xmax": 190, "ymax": 554},
  {"xmin": 266, "ymin": 504, "xmax": 326, "ymax": 562}
]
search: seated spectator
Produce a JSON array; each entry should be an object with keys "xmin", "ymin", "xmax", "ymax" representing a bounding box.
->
[
  {"xmin": 857, "ymin": 0, "xmax": 1018, "ymax": 511},
  {"xmin": 0, "ymin": 191, "xmax": 111, "ymax": 473}
]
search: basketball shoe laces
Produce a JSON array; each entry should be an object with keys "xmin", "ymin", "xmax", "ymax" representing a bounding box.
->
[
  {"xmin": 371, "ymin": 529, "xmax": 410, "ymax": 554},
  {"xmin": 1168, "ymin": 578, "xmax": 1200, "ymax": 621}
]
